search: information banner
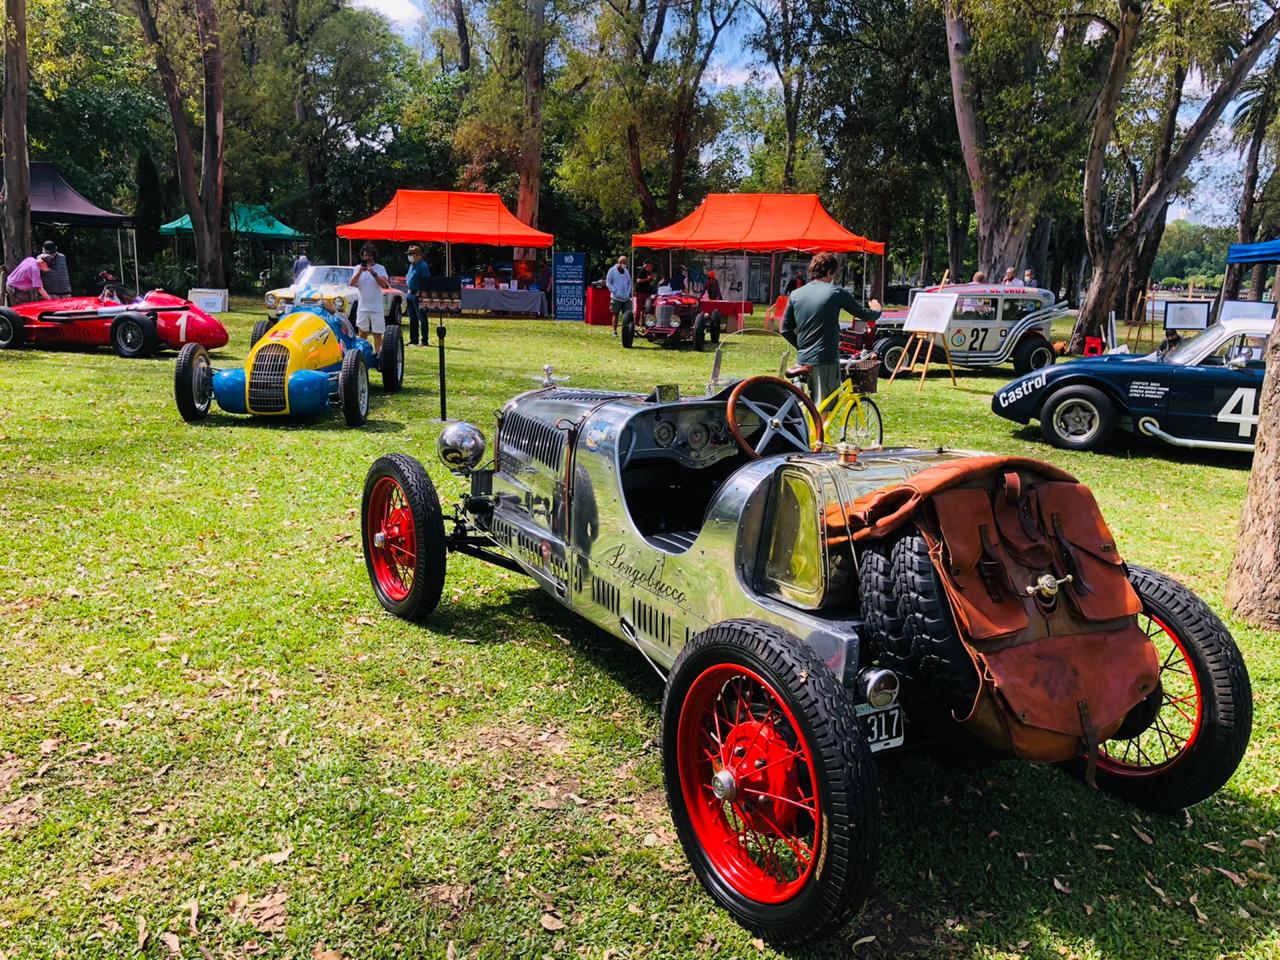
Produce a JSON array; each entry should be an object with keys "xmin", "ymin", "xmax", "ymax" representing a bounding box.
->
[
  {"xmin": 1164, "ymin": 300, "xmax": 1212, "ymax": 331},
  {"xmin": 553, "ymin": 252, "xmax": 586, "ymax": 321}
]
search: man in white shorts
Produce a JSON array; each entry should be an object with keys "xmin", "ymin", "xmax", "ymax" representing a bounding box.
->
[{"xmin": 350, "ymin": 242, "xmax": 390, "ymax": 351}]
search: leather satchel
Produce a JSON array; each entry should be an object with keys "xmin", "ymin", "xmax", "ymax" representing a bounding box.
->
[{"xmin": 852, "ymin": 459, "xmax": 1158, "ymax": 765}]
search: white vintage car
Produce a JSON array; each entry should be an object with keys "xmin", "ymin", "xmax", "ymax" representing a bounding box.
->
[{"xmin": 265, "ymin": 264, "xmax": 404, "ymax": 323}]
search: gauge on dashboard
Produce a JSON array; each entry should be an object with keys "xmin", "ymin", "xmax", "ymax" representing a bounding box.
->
[
  {"xmin": 654, "ymin": 420, "xmax": 677, "ymax": 447},
  {"xmin": 687, "ymin": 421, "xmax": 710, "ymax": 452}
]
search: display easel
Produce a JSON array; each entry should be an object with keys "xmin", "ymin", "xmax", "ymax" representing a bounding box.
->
[
  {"xmin": 886, "ymin": 332, "xmax": 958, "ymax": 392},
  {"xmin": 1124, "ymin": 281, "xmax": 1159, "ymax": 352},
  {"xmin": 885, "ymin": 291, "xmax": 960, "ymax": 393}
]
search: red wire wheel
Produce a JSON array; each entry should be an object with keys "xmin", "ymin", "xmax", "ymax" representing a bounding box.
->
[
  {"xmin": 366, "ymin": 476, "xmax": 417, "ymax": 603},
  {"xmin": 361, "ymin": 454, "xmax": 447, "ymax": 621},
  {"xmin": 676, "ymin": 663, "xmax": 822, "ymax": 903},
  {"xmin": 1066, "ymin": 566, "xmax": 1252, "ymax": 812},
  {"xmin": 662, "ymin": 620, "xmax": 879, "ymax": 946}
]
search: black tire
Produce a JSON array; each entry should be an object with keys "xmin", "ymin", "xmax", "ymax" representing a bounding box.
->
[
  {"xmin": 710, "ymin": 309, "xmax": 722, "ymax": 343},
  {"xmin": 1063, "ymin": 566, "xmax": 1252, "ymax": 812},
  {"xmin": 173, "ymin": 343, "xmax": 213, "ymax": 422},
  {"xmin": 1012, "ymin": 334, "xmax": 1056, "ymax": 375},
  {"xmin": 892, "ymin": 528, "xmax": 981, "ymax": 720},
  {"xmin": 110, "ymin": 311, "xmax": 159, "ymax": 358},
  {"xmin": 1040, "ymin": 384, "xmax": 1116, "ymax": 451},
  {"xmin": 694, "ymin": 313, "xmax": 707, "ymax": 352},
  {"xmin": 380, "ymin": 324, "xmax": 404, "ymax": 393},
  {"xmin": 839, "ymin": 396, "xmax": 883, "ymax": 446},
  {"xmin": 348, "ymin": 301, "xmax": 359, "ymax": 326},
  {"xmin": 361, "ymin": 453, "xmax": 447, "ymax": 621},
  {"xmin": 858, "ymin": 536, "xmax": 912, "ymax": 676},
  {"xmin": 0, "ymin": 306, "xmax": 24, "ymax": 349},
  {"xmin": 621, "ymin": 316, "xmax": 635, "ymax": 349},
  {"xmin": 662, "ymin": 619, "xmax": 879, "ymax": 946},
  {"xmin": 341, "ymin": 348, "xmax": 369, "ymax": 426},
  {"xmin": 250, "ymin": 318, "xmax": 272, "ymax": 349},
  {"xmin": 389, "ymin": 297, "xmax": 402, "ymax": 325},
  {"xmin": 872, "ymin": 334, "xmax": 909, "ymax": 378}
]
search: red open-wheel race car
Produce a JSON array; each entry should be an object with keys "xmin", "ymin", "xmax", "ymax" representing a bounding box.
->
[
  {"xmin": 0, "ymin": 288, "xmax": 229, "ymax": 358},
  {"xmin": 622, "ymin": 293, "xmax": 723, "ymax": 350}
]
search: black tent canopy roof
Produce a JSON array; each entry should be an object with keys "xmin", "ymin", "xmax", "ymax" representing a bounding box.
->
[{"xmin": 28, "ymin": 162, "xmax": 131, "ymax": 228}]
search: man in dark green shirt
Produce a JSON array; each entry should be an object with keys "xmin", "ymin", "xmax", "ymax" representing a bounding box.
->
[{"xmin": 781, "ymin": 252, "xmax": 881, "ymax": 405}]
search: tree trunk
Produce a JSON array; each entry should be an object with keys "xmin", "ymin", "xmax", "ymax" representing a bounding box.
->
[
  {"xmin": 2, "ymin": 0, "xmax": 31, "ymax": 272},
  {"xmin": 1028, "ymin": 214, "xmax": 1051, "ymax": 286},
  {"xmin": 135, "ymin": 0, "xmax": 224, "ymax": 287},
  {"xmin": 515, "ymin": 0, "xmax": 545, "ymax": 231},
  {"xmin": 452, "ymin": 0, "xmax": 471, "ymax": 73},
  {"xmin": 918, "ymin": 215, "xmax": 934, "ymax": 287},
  {"xmin": 195, "ymin": 0, "xmax": 224, "ymax": 288},
  {"xmin": 1075, "ymin": 5, "xmax": 1280, "ymax": 348},
  {"xmin": 625, "ymin": 124, "xmax": 663, "ymax": 229},
  {"xmin": 1225, "ymin": 58, "xmax": 1279, "ymax": 298},
  {"xmin": 1124, "ymin": 202, "xmax": 1169, "ymax": 326},
  {"xmin": 1250, "ymin": 263, "xmax": 1269, "ymax": 300},
  {"xmin": 874, "ymin": 197, "xmax": 889, "ymax": 301},
  {"xmin": 944, "ymin": 176, "xmax": 970, "ymax": 281},
  {"xmin": 1225, "ymin": 317, "xmax": 1280, "ymax": 626}
]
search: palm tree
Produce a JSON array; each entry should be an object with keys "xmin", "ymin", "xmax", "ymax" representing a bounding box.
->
[{"xmin": 1226, "ymin": 49, "xmax": 1280, "ymax": 300}]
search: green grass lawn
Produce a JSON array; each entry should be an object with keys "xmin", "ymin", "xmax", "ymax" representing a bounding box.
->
[{"xmin": 0, "ymin": 299, "xmax": 1276, "ymax": 960}]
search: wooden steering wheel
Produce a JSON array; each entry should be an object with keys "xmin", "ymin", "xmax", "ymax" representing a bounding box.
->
[{"xmin": 726, "ymin": 375, "xmax": 824, "ymax": 460}]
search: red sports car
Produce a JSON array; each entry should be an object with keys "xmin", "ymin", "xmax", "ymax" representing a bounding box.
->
[{"xmin": 0, "ymin": 289, "xmax": 229, "ymax": 358}]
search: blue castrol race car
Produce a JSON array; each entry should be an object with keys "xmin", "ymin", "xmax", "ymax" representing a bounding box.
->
[
  {"xmin": 173, "ymin": 304, "xmax": 403, "ymax": 426},
  {"xmin": 992, "ymin": 314, "xmax": 1271, "ymax": 452}
]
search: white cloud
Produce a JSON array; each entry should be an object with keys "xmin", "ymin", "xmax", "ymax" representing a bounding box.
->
[{"xmin": 352, "ymin": 0, "xmax": 421, "ymax": 25}]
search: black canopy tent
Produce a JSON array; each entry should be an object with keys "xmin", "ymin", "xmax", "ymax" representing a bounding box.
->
[{"xmin": 25, "ymin": 162, "xmax": 138, "ymax": 291}]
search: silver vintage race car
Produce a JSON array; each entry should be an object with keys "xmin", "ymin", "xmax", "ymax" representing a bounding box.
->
[{"xmin": 358, "ymin": 358, "xmax": 1251, "ymax": 945}]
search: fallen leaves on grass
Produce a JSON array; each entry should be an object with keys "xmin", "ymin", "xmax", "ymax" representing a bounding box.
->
[
  {"xmin": 1053, "ymin": 877, "xmax": 1071, "ymax": 895},
  {"xmin": 0, "ymin": 794, "xmax": 40, "ymax": 834},
  {"xmin": 160, "ymin": 932, "xmax": 180, "ymax": 955},
  {"xmin": 231, "ymin": 889, "xmax": 289, "ymax": 933},
  {"xmin": 312, "ymin": 946, "xmax": 344, "ymax": 960},
  {"xmin": 1215, "ymin": 866, "xmax": 1247, "ymax": 888},
  {"xmin": 1131, "ymin": 825, "xmax": 1153, "ymax": 845},
  {"xmin": 258, "ymin": 847, "xmax": 293, "ymax": 866},
  {"xmin": 137, "ymin": 915, "xmax": 149, "ymax": 951},
  {"xmin": 539, "ymin": 912, "xmax": 566, "ymax": 932}
]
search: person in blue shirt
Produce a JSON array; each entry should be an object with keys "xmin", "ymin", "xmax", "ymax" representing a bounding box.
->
[{"xmin": 405, "ymin": 244, "xmax": 431, "ymax": 346}]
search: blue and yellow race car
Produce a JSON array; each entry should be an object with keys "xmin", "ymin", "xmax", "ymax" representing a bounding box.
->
[
  {"xmin": 173, "ymin": 304, "xmax": 403, "ymax": 426},
  {"xmin": 992, "ymin": 314, "xmax": 1270, "ymax": 452}
]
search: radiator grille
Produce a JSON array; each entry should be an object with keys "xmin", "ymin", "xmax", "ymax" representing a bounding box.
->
[
  {"xmin": 248, "ymin": 343, "xmax": 289, "ymax": 413},
  {"xmin": 498, "ymin": 411, "xmax": 565, "ymax": 472},
  {"xmin": 538, "ymin": 389, "xmax": 630, "ymax": 402}
]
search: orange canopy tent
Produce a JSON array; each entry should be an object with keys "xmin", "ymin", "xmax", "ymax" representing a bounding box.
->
[
  {"xmin": 337, "ymin": 190, "xmax": 553, "ymax": 273},
  {"xmin": 631, "ymin": 193, "xmax": 883, "ymax": 255},
  {"xmin": 338, "ymin": 190, "xmax": 553, "ymax": 246}
]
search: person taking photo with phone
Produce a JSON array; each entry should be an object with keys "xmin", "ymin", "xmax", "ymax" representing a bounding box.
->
[{"xmin": 350, "ymin": 243, "xmax": 390, "ymax": 352}]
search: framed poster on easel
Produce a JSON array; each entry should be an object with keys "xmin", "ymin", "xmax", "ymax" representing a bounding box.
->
[{"xmin": 888, "ymin": 292, "xmax": 959, "ymax": 391}]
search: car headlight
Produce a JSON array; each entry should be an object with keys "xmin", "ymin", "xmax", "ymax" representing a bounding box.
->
[
  {"xmin": 265, "ymin": 293, "xmax": 277, "ymax": 307},
  {"xmin": 334, "ymin": 296, "xmax": 345, "ymax": 310},
  {"xmin": 645, "ymin": 317, "xmax": 656, "ymax": 328}
]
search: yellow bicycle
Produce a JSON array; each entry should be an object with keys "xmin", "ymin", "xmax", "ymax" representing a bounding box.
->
[{"xmin": 783, "ymin": 354, "xmax": 884, "ymax": 447}]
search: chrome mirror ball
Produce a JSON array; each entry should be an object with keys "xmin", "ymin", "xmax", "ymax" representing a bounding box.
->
[{"xmin": 437, "ymin": 421, "xmax": 487, "ymax": 474}]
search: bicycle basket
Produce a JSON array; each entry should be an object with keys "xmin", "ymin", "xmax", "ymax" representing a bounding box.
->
[{"xmin": 844, "ymin": 356, "xmax": 880, "ymax": 394}]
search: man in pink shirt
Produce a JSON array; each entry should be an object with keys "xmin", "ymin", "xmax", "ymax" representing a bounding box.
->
[{"xmin": 7, "ymin": 254, "xmax": 51, "ymax": 304}]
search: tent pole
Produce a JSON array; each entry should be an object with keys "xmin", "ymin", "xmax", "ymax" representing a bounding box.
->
[
  {"xmin": 132, "ymin": 229, "xmax": 139, "ymax": 293},
  {"xmin": 446, "ymin": 241, "xmax": 452, "ymax": 276},
  {"xmin": 862, "ymin": 252, "xmax": 867, "ymax": 301},
  {"xmin": 117, "ymin": 230, "xmax": 124, "ymax": 285},
  {"xmin": 335, "ymin": 234, "xmax": 339, "ymax": 265}
]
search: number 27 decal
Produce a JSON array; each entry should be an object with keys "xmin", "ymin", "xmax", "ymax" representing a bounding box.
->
[{"xmin": 1217, "ymin": 387, "xmax": 1259, "ymax": 438}]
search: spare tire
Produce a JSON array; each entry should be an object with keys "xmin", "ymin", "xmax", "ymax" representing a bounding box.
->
[{"xmin": 891, "ymin": 527, "xmax": 980, "ymax": 720}]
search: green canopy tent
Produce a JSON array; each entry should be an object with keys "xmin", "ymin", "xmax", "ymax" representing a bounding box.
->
[
  {"xmin": 159, "ymin": 203, "xmax": 304, "ymax": 239},
  {"xmin": 161, "ymin": 203, "xmax": 304, "ymax": 290}
]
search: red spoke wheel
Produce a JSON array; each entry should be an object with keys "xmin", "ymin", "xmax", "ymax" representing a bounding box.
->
[
  {"xmin": 1064, "ymin": 566, "xmax": 1252, "ymax": 812},
  {"xmin": 361, "ymin": 454, "xmax": 446, "ymax": 621},
  {"xmin": 662, "ymin": 620, "xmax": 879, "ymax": 946}
]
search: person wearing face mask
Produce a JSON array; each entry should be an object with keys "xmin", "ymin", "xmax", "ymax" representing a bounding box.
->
[
  {"xmin": 405, "ymin": 245, "xmax": 431, "ymax": 346},
  {"xmin": 350, "ymin": 242, "xmax": 390, "ymax": 352}
]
